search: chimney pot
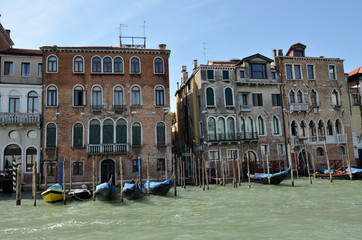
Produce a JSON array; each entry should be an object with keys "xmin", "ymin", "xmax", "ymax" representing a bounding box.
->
[
  {"xmin": 278, "ymin": 49, "xmax": 283, "ymax": 56},
  {"xmin": 273, "ymin": 49, "xmax": 277, "ymax": 57},
  {"xmin": 159, "ymin": 44, "xmax": 166, "ymax": 49},
  {"xmin": 193, "ymin": 59, "xmax": 198, "ymax": 71},
  {"xmin": 5, "ymin": 29, "xmax": 10, "ymax": 37}
]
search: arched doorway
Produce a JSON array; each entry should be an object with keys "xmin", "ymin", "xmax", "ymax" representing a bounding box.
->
[
  {"xmin": 4, "ymin": 144, "xmax": 21, "ymax": 170},
  {"xmin": 297, "ymin": 149, "xmax": 313, "ymax": 175},
  {"xmin": 244, "ymin": 151, "xmax": 258, "ymax": 173},
  {"xmin": 100, "ymin": 159, "xmax": 116, "ymax": 185}
]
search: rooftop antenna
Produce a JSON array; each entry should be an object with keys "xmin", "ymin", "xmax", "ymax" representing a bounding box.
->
[
  {"xmin": 141, "ymin": 20, "xmax": 147, "ymax": 38},
  {"xmin": 203, "ymin": 42, "xmax": 210, "ymax": 64},
  {"xmin": 119, "ymin": 23, "xmax": 128, "ymax": 47}
]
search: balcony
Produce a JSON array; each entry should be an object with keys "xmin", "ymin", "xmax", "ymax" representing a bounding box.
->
[
  {"xmin": 90, "ymin": 105, "xmax": 105, "ymax": 112},
  {"xmin": 208, "ymin": 132, "xmax": 259, "ymax": 142},
  {"xmin": 240, "ymin": 105, "xmax": 252, "ymax": 112},
  {"xmin": 112, "ymin": 104, "xmax": 126, "ymax": 113},
  {"xmin": 291, "ymin": 136, "xmax": 306, "ymax": 147},
  {"xmin": 87, "ymin": 143, "xmax": 129, "ymax": 154},
  {"xmin": 0, "ymin": 113, "xmax": 41, "ymax": 125},
  {"xmin": 290, "ymin": 103, "xmax": 308, "ymax": 112},
  {"xmin": 302, "ymin": 134, "xmax": 347, "ymax": 144}
]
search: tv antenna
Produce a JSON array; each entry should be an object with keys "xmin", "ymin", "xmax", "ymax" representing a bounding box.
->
[
  {"xmin": 141, "ymin": 20, "xmax": 147, "ymax": 38},
  {"xmin": 119, "ymin": 23, "xmax": 128, "ymax": 38},
  {"xmin": 203, "ymin": 42, "xmax": 210, "ymax": 64}
]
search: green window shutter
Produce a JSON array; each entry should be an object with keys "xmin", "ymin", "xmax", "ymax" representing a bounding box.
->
[
  {"xmin": 252, "ymin": 94, "xmax": 256, "ymax": 106},
  {"xmin": 223, "ymin": 70, "xmax": 229, "ymax": 80},
  {"xmin": 157, "ymin": 125, "xmax": 166, "ymax": 146},
  {"xmin": 225, "ymin": 88, "xmax": 233, "ymax": 106},
  {"xmin": 259, "ymin": 94, "xmax": 263, "ymax": 106},
  {"xmin": 46, "ymin": 127, "xmax": 56, "ymax": 147},
  {"xmin": 90, "ymin": 125, "xmax": 100, "ymax": 144},
  {"xmin": 207, "ymin": 70, "xmax": 214, "ymax": 79},
  {"xmin": 206, "ymin": 88, "xmax": 214, "ymax": 106},
  {"xmin": 132, "ymin": 125, "xmax": 141, "ymax": 146},
  {"xmin": 73, "ymin": 126, "xmax": 83, "ymax": 147},
  {"xmin": 103, "ymin": 125, "xmax": 114, "ymax": 144},
  {"xmin": 116, "ymin": 125, "xmax": 127, "ymax": 143}
]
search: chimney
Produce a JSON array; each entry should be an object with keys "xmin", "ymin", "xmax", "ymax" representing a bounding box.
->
[
  {"xmin": 193, "ymin": 59, "xmax": 198, "ymax": 71},
  {"xmin": 159, "ymin": 44, "xmax": 166, "ymax": 50},
  {"xmin": 177, "ymin": 82, "xmax": 179, "ymax": 90},
  {"xmin": 273, "ymin": 49, "xmax": 277, "ymax": 57},
  {"xmin": 5, "ymin": 29, "xmax": 10, "ymax": 37},
  {"xmin": 181, "ymin": 65, "xmax": 188, "ymax": 83},
  {"xmin": 278, "ymin": 49, "xmax": 283, "ymax": 56}
]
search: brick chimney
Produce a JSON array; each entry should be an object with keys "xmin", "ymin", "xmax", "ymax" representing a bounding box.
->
[
  {"xmin": 181, "ymin": 65, "xmax": 188, "ymax": 83},
  {"xmin": 278, "ymin": 49, "xmax": 283, "ymax": 56},
  {"xmin": 6, "ymin": 29, "xmax": 10, "ymax": 37},
  {"xmin": 193, "ymin": 59, "xmax": 198, "ymax": 71}
]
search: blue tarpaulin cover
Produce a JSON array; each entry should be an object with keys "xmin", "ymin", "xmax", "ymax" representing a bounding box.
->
[
  {"xmin": 95, "ymin": 182, "xmax": 115, "ymax": 192},
  {"xmin": 144, "ymin": 180, "xmax": 171, "ymax": 189},
  {"xmin": 47, "ymin": 183, "xmax": 63, "ymax": 191},
  {"xmin": 346, "ymin": 167, "xmax": 362, "ymax": 173},
  {"xmin": 317, "ymin": 168, "xmax": 336, "ymax": 174},
  {"xmin": 251, "ymin": 169, "xmax": 289, "ymax": 178}
]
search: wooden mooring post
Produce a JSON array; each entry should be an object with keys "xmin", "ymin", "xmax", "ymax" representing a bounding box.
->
[
  {"xmin": 266, "ymin": 154, "xmax": 270, "ymax": 185},
  {"xmin": 92, "ymin": 156, "xmax": 96, "ymax": 201},
  {"xmin": 246, "ymin": 150, "xmax": 251, "ymax": 189},
  {"xmin": 346, "ymin": 147, "xmax": 353, "ymax": 181},
  {"xmin": 69, "ymin": 158, "xmax": 72, "ymax": 189},
  {"xmin": 32, "ymin": 162, "xmax": 37, "ymax": 206},
  {"xmin": 147, "ymin": 155, "xmax": 150, "ymax": 196},
  {"xmin": 173, "ymin": 154, "xmax": 177, "ymax": 196},
  {"xmin": 120, "ymin": 157, "xmax": 124, "ymax": 202},
  {"xmin": 324, "ymin": 140, "xmax": 333, "ymax": 183},
  {"xmin": 63, "ymin": 158, "xmax": 66, "ymax": 205},
  {"xmin": 287, "ymin": 144, "xmax": 294, "ymax": 186},
  {"xmin": 16, "ymin": 165, "xmax": 21, "ymax": 205}
]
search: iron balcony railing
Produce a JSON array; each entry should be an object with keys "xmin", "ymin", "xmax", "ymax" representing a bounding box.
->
[
  {"xmin": 90, "ymin": 105, "xmax": 105, "ymax": 111},
  {"xmin": 208, "ymin": 132, "xmax": 259, "ymax": 142},
  {"xmin": 87, "ymin": 143, "xmax": 129, "ymax": 154},
  {"xmin": 112, "ymin": 104, "xmax": 126, "ymax": 111},
  {"xmin": 290, "ymin": 103, "xmax": 309, "ymax": 112},
  {"xmin": 0, "ymin": 113, "xmax": 41, "ymax": 125}
]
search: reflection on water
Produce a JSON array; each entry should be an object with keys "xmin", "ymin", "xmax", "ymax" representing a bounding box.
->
[{"xmin": 1, "ymin": 178, "xmax": 362, "ymax": 240}]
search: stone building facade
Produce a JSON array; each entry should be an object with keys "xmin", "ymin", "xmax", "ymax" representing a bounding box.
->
[
  {"xmin": 274, "ymin": 43, "xmax": 355, "ymax": 171},
  {"xmin": 41, "ymin": 44, "xmax": 171, "ymax": 187},
  {"xmin": 0, "ymin": 23, "xmax": 43, "ymax": 186}
]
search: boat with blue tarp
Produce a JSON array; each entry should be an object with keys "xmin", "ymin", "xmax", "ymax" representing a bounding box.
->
[
  {"xmin": 94, "ymin": 177, "xmax": 117, "ymax": 201},
  {"xmin": 248, "ymin": 168, "xmax": 290, "ymax": 185},
  {"xmin": 144, "ymin": 174, "xmax": 173, "ymax": 195},
  {"xmin": 315, "ymin": 167, "xmax": 362, "ymax": 180},
  {"xmin": 122, "ymin": 156, "xmax": 144, "ymax": 200}
]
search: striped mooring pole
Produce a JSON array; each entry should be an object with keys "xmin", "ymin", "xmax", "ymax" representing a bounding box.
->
[{"xmin": 12, "ymin": 157, "xmax": 16, "ymax": 192}]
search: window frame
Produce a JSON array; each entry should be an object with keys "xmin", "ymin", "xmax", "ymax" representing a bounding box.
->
[
  {"xmin": 73, "ymin": 85, "xmax": 86, "ymax": 107},
  {"xmin": 252, "ymin": 93, "xmax": 263, "ymax": 107},
  {"xmin": 131, "ymin": 85, "xmax": 142, "ymax": 106},
  {"xmin": 27, "ymin": 91, "xmax": 38, "ymax": 113},
  {"xmin": 103, "ymin": 56, "xmax": 112, "ymax": 73},
  {"xmin": 307, "ymin": 64, "xmax": 315, "ymax": 80},
  {"xmin": 132, "ymin": 122, "xmax": 142, "ymax": 146},
  {"xmin": 73, "ymin": 55, "xmax": 84, "ymax": 73},
  {"xmin": 91, "ymin": 85, "xmax": 103, "ymax": 110},
  {"xmin": 72, "ymin": 122, "xmax": 84, "ymax": 148},
  {"xmin": 130, "ymin": 57, "xmax": 141, "ymax": 74},
  {"xmin": 222, "ymin": 70, "xmax": 230, "ymax": 81},
  {"xmin": 72, "ymin": 161, "xmax": 84, "ymax": 176},
  {"xmin": 38, "ymin": 63, "xmax": 43, "ymax": 77},
  {"xmin": 46, "ymin": 85, "xmax": 58, "ymax": 107},
  {"xmin": 329, "ymin": 65, "xmax": 337, "ymax": 80},
  {"xmin": 154, "ymin": 57, "xmax": 164, "ymax": 74},
  {"xmin": 4, "ymin": 61, "xmax": 13, "ymax": 76},
  {"xmin": 206, "ymin": 87, "xmax": 215, "ymax": 107},
  {"xmin": 113, "ymin": 85, "xmax": 124, "ymax": 108},
  {"xmin": 46, "ymin": 55, "xmax": 58, "ymax": 73},
  {"xmin": 224, "ymin": 87, "xmax": 234, "ymax": 107},
  {"xmin": 25, "ymin": 147, "xmax": 37, "ymax": 173},
  {"xmin": 272, "ymin": 93, "xmax": 282, "ymax": 106},
  {"xmin": 155, "ymin": 122, "xmax": 167, "ymax": 146},
  {"xmin": 114, "ymin": 56, "xmax": 124, "ymax": 74},
  {"xmin": 91, "ymin": 56, "xmax": 102, "ymax": 73},
  {"xmin": 249, "ymin": 63, "xmax": 267, "ymax": 79},
  {"xmin": 155, "ymin": 85, "xmax": 165, "ymax": 106},
  {"xmin": 21, "ymin": 62, "xmax": 31, "ymax": 77},
  {"xmin": 46, "ymin": 122, "xmax": 57, "ymax": 148},
  {"xmin": 207, "ymin": 70, "xmax": 214, "ymax": 80},
  {"xmin": 272, "ymin": 116, "xmax": 281, "ymax": 136}
]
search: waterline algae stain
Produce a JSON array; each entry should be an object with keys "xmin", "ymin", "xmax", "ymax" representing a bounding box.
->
[{"xmin": 1, "ymin": 178, "xmax": 362, "ymax": 239}]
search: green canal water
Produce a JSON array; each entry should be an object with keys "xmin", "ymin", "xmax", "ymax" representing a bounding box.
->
[{"xmin": 1, "ymin": 178, "xmax": 362, "ymax": 240}]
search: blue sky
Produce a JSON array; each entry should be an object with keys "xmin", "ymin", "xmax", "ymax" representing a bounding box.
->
[{"xmin": 2, "ymin": 0, "xmax": 362, "ymax": 111}]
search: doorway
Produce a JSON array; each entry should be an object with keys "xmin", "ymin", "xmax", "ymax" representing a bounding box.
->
[{"xmin": 100, "ymin": 159, "xmax": 116, "ymax": 185}]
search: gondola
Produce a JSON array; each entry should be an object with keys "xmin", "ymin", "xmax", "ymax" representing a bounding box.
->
[
  {"xmin": 94, "ymin": 177, "xmax": 117, "ymax": 201},
  {"xmin": 315, "ymin": 167, "xmax": 362, "ymax": 180},
  {"xmin": 41, "ymin": 184, "xmax": 64, "ymax": 203},
  {"xmin": 248, "ymin": 168, "xmax": 290, "ymax": 185},
  {"xmin": 68, "ymin": 185, "xmax": 92, "ymax": 200},
  {"xmin": 144, "ymin": 174, "xmax": 174, "ymax": 196},
  {"xmin": 121, "ymin": 182, "xmax": 143, "ymax": 200}
]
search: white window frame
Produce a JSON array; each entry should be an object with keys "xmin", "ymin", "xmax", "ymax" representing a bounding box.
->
[{"xmin": 72, "ymin": 122, "xmax": 84, "ymax": 148}]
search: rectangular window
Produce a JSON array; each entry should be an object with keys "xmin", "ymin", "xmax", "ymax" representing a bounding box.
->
[
  {"xmin": 307, "ymin": 65, "xmax": 314, "ymax": 80},
  {"xmin": 271, "ymin": 94, "xmax": 281, "ymax": 106},
  {"xmin": 227, "ymin": 150, "xmax": 238, "ymax": 161},
  {"xmin": 73, "ymin": 126, "xmax": 83, "ymax": 148},
  {"xmin": 294, "ymin": 65, "xmax": 301, "ymax": 79},
  {"xmin": 352, "ymin": 94, "xmax": 360, "ymax": 106},
  {"xmin": 329, "ymin": 65, "xmax": 336, "ymax": 80},
  {"xmin": 132, "ymin": 159, "xmax": 138, "ymax": 172},
  {"xmin": 157, "ymin": 158, "xmax": 165, "ymax": 171},
  {"xmin": 277, "ymin": 144, "xmax": 285, "ymax": 155},
  {"xmin": 240, "ymin": 71, "xmax": 245, "ymax": 78},
  {"xmin": 4, "ymin": 62, "xmax": 13, "ymax": 76},
  {"xmin": 286, "ymin": 64, "xmax": 293, "ymax": 79},
  {"xmin": 293, "ymin": 50, "xmax": 304, "ymax": 57},
  {"xmin": 156, "ymin": 89, "xmax": 165, "ymax": 106},
  {"xmin": 38, "ymin": 63, "xmax": 43, "ymax": 77},
  {"xmin": 207, "ymin": 70, "xmax": 214, "ymax": 80},
  {"xmin": 240, "ymin": 93, "xmax": 248, "ymax": 105},
  {"xmin": 46, "ymin": 163, "xmax": 56, "ymax": 176},
  {"xmin": 222, "ymin": 70, "xmax": 229, "ymax": 80},
  {"xmin": 74, "ymin": 90, "xmax": 84, "ymax": 106},
  {"xmin": 26, "ymin": 150, "xmax": 37, "ymax": 172},
  {"xmin": 9, "ymin": 98, "xmax": 20, "ymax": 113},
  {"xmin": 271, "ymin": 72, "xmax": 276, "ymax": 79},
  {"xmin": 209, "ymin": 150, "xmax": 220, "ymax": 161},
  {"xmin": 72, "ymin": 161, "xmax": 83, "ymax": 175},
  {"xmin": 21, "ymin": 63, "xmax": 30, "ymax": 76},
  {"xmin": 47, "ymin": 90, "xmax": 57, "ymax": 106},
  {"xmin": 249, "ymin": 63, "xmax": 267, "ymax": 79},
  {"xmin": 261, "ymin": 145, "xmax": 269, "ymax": 156},
  {"xmin": 252, "ymin": 93, "xmax": 263, "ymax": 106}
]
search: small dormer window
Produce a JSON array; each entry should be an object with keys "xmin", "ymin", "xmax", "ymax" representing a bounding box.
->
[
  {"xmin": 293, "ymin": 50, "xmax": 304, "ymax": 57},
  {"xmin": 249, "ymin": 63, "xmax": 266, "ymax": 79}
]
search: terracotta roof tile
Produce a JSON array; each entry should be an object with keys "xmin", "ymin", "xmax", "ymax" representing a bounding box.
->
[
  {"xmin": 348, "ymin": 67, "xmax": 362, "ymax": 76},
  {"xmin": 0, "ymin": 48, "xmax": 42, "ymax": 56}
]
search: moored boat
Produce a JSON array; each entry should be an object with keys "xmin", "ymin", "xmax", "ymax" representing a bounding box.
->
[
  {"xmin": 41, "ymin": 184, "xmax": 64, "ymax": 203},
  {"xmin": 94, "ymin": 178, "xmax": 117, "ymax": 201},
  {"xmin": 68, "ymin": 186, "xmax": 92, "ymax": 200},
  {"xmin": 315, "ymin": 167, "xmax": 362, "ymax": 180},
  {"xmin": 144, "ymin": 174, "xmax": 173, "ymax": 196},
  {"xmin": 122, "ymin": 182, "xmax": 143, "ymax": 200},
  {"xmin": 248, "ymin": 169, "xmax": 290, "ymax": 185}
]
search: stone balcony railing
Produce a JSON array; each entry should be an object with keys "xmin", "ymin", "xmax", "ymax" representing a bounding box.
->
[
  {"xmin": 86, "ymin": 143, "xmax": 129, "ymax": 154},
  {"xmin": 0, "ymin": 113, "xmax": 41, "ymax": 125},
  {"xmin": 291, "ymin": 134, "xmax": 347, "ymax": 147},
  {"xmin": 290, "ymin": 103, "xmax": 309, "ymax": 112}
]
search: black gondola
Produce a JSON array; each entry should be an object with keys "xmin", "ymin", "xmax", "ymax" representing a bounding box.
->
[
  {"xmin": 315, "ymin": 167, "xmax": 362, "ymax": 180},
  {"xmin": 68, "ymin": 185, "xmax": 92, "ymax": 200},
  {"xmin": 121, "ymin": 182, "xmax": 143, "ymax": 200},
  {"xmin": 94, "ymin": 177, "xmax": 117, "ymax": 201},
  {"xmin": 248, "ymin": 169, "xmax": 290, "ymax": 185},
  {"xmin": 144, "ymin": 174, "xmax": 173, "ymax": 196}
]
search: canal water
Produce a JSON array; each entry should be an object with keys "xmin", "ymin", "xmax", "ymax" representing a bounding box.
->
[{"xmin": 1, "ymin": 178, "xmax": 362, "ymax": 240}]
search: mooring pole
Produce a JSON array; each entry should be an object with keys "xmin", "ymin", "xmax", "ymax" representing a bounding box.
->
[
  {"xmin": 288, "ymin": 144, "xmax": 294, "ymax": 187},
  {"xmin": 92, "ymin": 156, "xmax": 95, "ymax": 201},
  {"xmin": 16, "ymin": 164, "xmax": 21, "ymax": 205},
  {"xmin": 120, "ymin": 156, "xmax": 124, "ymax": 202},
  {"xmin": 147, "ymin": 155, "xmax": 150, "ymax": 196},
  {"xmin": 12, "ymin": 157, "xmax": 16, "ymax": 192},
  {"xmin": 247, "ymin": 150, "xmax": 251, "ymax": 189},
  {"xmin": 266, "ymin": 154, "xmax": 270, "ymax": 185},
  {"xmin": 173, "ymin": 154, "xmax": 177, "ymax": 196},
  {"xmin": 324, "ymin": 140, "xmax": 333, "ymax": 183},
  {"xmin": 63, "ymin": 158, "xmax": 66, "ymax": 205},
  {"xmin": 33, "ymin": 162, "xmax": 37, "ymax": 206}
]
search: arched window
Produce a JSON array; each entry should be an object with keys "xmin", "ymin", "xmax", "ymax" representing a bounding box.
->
[
  {"xmin": 289, "ymin": 90, "xmax": 295, "ymax": 104},
  {"xmin": 116, "ymin": 119, "xmax": 127, "ymax": 144},
  {"xmin": 92, "ymin": 86, "xmax": 102, "ymax": 110},
  {"xmin": 225, "ymin": 88, "xmax": 233, "ymax": 106},
  {"xmin": 27, "ymin": 91, "xmax": 38, "ymax": 113},
  {"xmin": 318, "ymin": 120, "xmax": 325, "ymax": 136},
  {"xmin": 47, "ymin": 56, "xmax": 57, "ymax": 72},
  {"xmin": 132, "ymin": 122, "xmax": 142, "ymax": 146},
  {"xmin": 227, "ymin": 117, "xmax": 235, "ymax": 140},
  {"xmin": 156, "ymin": 122, "xmax": 166, "ymax": 146},
  {"xmin": 154, "ymin": 57, "xmax": 164, "ymax": 74},
  {"xmin": 73, "ymin": 56, "xmax": 83, "ymax": 73},
  {"xmin": 309, "ymin": 121, "xmax": 316, "ymax": 140},
  {"xmin": 291, "ymin": 120, "xmax": 298, "ymax": 136},
  {"xmin": 327, "ymin": 120, "xmax": 334, "ymax": 135},
  {"xmin": 257, "ymin": 116, "xmax": 265, "ymax": 135},
  {"xmin": 114, "ymin": 57, "xmax": 123, "ymax": 73},
  {"xmin": 46, "ymin": 123, "xmax": 56, "ymax": 148},
  {"xmin": 114, "ymin": 86, "xmax": 124, "ymax": 108},
  {"xmin": 240, "ymin": 117, "xmax": 245, "ymax": 138},
  {"xmin": 103, "ymin": 119, "xmax": 114, "ymax": 144},
  {"xmin": 103, "ymin": 57, "xmax": 112, "ymax": 72},
  {"xmin": 26, "ymin": 147, "xmax": 37, "ymax": 172},
  {"xmin": 310, "ymin": 89, "xmax": 318, "ymax": 106},
  {"xmin": 217, "ymin": 118, "xmax": 226, "ymax": 140},
  {"xmin": 92, "ymin": 57, "xmax": 101, "ymax": 72},
  {"xmin": 297, "ymin": 90, "xmax": 303, "ymax": 103},
  {"xmin": 131, "ymin": 86, "xmax": 141, "ymax": 106},
  {"xmin": 246, "ymin": 117, "xmax": 254, "ymax": 138},
  {"xmin": 74, "ymin": 85, "xmax": 85, "ymax": 106},
  {"xmin": 300, "ymin": 121, "xmax": 307, "ymax": 137},
  {"xmin": 73, "ymin": 123, "xmax": 83, "ymax": 148},
  {"xmin": 89, "ymin": 119, "xmax": 100, "ymax": 144},
  {"xmin": 206, "ymin": 87, "xmax": 215, "ymax": 106},
  {"xmin": 244, "ymin": 151, "xmax": 257, "ymax": 163},
  {"xmin": 130, "ymin": 57, "xmax": 140, "ymax": 74},
  {"xmin": 338, "ymin": 146, "xmax": 345, "ymax": 155},
  {"xmin": 155, "ymin": 86, "xmax": 165, "ymax": 106},
  {"xmin": 335, "ymin": 119, "xmax": 343, "ymax": 134},
  {"xmin": 47, "ymin": 85, "xmax": 57, "ymax": 106},
  {"xmin": 208, "ymin": 117, "xmax": 216, "ymax": 141},
  {"xmin": 316, "ymin": 147, "xmax": 324, "ymax": 156},
  {"xmin": 331, "ymin": 89, "xmax": 340, "ymax": 106},
  {"xmin": 272, "ymin": 116, "xmax": 280, "ymax": 135}
]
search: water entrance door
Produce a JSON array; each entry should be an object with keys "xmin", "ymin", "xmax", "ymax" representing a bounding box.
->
[{"xmin": 101, "ymin": 159, "xmax": 115, "ymax": 185}]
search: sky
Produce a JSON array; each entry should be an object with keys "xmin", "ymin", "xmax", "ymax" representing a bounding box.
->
[{"xmin": 1, "ymin": 0, "xmax": 362, "ymax": 112}]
